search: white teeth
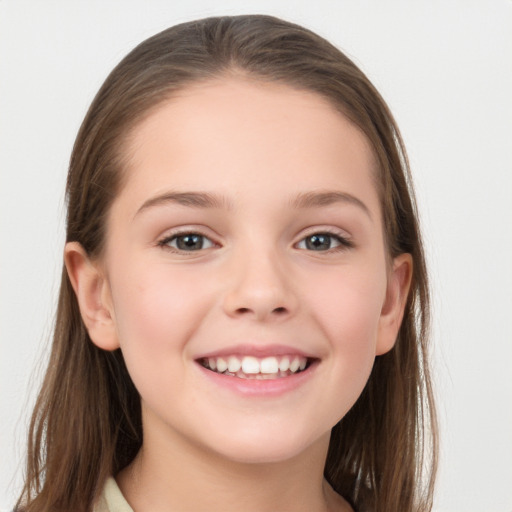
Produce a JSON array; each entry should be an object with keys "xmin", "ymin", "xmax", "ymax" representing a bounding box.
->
[
  {"xmin": 241, "ymin": 356, "xmax": 260, "ymax": 374},
  {"xmin": 260, "ymin": 357, "xmax": 279, "ymax": 374},
  {"xmin": 203, "ymin": 354, "xmax": 310, "ymax": 377},
  {"xmin": 216, "ymin": 357, "xmax": 228, "ymax": 373},
  {"xmin": 228, "ymin": 356, "xmax": 241, "ymax": 373},
  {"xmin": 279, "ymin": 356, "xmax": 290, "ymax": 372},
  {"xmin": 289, "ymin": 357, "xmax": 300, "ymax": 373}
]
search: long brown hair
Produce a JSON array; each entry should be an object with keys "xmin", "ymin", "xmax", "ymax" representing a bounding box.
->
[{"xmin": 17, "ymin": 15, "xmax": 437, "ymax": 512}]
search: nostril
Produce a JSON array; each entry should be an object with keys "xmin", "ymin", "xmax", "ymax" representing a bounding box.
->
[{"xmin": 273, "ymin": 307, "xmax": 287, "ymax": 314}]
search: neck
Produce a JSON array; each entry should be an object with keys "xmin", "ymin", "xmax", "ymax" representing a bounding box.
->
[{"xmin": 116, "ymin": 416, "xmax": 350, "ymax": 512}]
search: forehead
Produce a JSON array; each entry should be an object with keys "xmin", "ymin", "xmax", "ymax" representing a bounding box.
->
[{"xmin": 118, "ymin": 77, "xmax": 380, "ymax": 214}]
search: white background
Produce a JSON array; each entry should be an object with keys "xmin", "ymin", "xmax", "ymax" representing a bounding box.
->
[{"xmin": 1, "ymin": 1, "xmax": 511, "ymax": 511}]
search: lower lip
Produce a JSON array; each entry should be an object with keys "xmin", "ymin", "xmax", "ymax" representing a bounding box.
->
[{"xmin": 196, "ymin": 361, "xmax": 318, "ymax": 397}]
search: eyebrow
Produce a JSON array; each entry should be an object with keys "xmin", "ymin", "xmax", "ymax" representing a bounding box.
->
[
  {"xmin": 135, "ymin": 191, "xmax": 232, "ymax": 217},
  {"xmin": 290, "ymin": 191, "xmax": 372, "ymax": 219},
  {"xmin": 135, "ymin": 189, "xmax": 371, "ymax": 219}
]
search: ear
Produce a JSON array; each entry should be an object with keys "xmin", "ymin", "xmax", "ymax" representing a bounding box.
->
[
  {"xmin": 376, "ymin": 253, "xmax": 413, "ymax": 356},
  {"xmin": 64, "ymin": 241, "xmax": 119, "ymax": 351}
]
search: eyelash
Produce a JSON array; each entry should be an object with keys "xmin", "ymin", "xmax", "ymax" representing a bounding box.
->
[
  {"xmin": 296, "ymin": 231, "xmax": 354, "ymax": 252},
  {"xmin": 157, "ymin": 231, "xmax": 217, "ymax": 253},
  {"xmin": 157, "ymin": 229, "xmax": 353, "ymax": 254}
]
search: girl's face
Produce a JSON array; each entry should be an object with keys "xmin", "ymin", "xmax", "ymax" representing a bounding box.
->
[{"xmin": 74, "ymin": 78, "xmax": 410, "ymax": 464}]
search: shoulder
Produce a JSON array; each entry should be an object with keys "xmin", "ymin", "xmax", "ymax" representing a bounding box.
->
[{"xmin": 94, "ymin": 477, "xmax": 134, "ymax": 512}]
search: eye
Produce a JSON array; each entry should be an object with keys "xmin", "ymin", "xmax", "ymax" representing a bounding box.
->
[
  {"xmin": 296, "ymin": 232, "xmax": 351, "ymax": 251},
  {"xmin": 160, "ymin": 232, "xmax": 215, "ymax": 252}
]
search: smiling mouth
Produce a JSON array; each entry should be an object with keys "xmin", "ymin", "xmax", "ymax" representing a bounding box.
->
[{"xmin": 198, "ymin": 355, "xmax": 314, "ymax": 380}]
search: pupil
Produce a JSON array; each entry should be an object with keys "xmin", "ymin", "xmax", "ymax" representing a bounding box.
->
[
  {"xmin": 177, "ymin": 234, "xmax": 203, "ymax": 250},
  {"xmin": 306, "ymin": 234, "xmax": 330, "ymax": 250}
]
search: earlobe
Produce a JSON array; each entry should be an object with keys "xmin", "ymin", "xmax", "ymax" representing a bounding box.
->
[
  {"xmin": 376, "ymin": 253, "xmax": 413, "ymax": 356},
  {"xmin": 64, "ymin": 242, "xmax": 119, "ymax": 351}
]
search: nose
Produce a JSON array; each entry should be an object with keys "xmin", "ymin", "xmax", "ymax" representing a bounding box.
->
[{"xmin": 222, "ymin": 247, "xmax": 298, "ymax": 322}]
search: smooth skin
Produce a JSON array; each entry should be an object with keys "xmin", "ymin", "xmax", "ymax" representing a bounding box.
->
[{"xmin": 65, "ymin": 77, "xmax": 412, "ymax": 512}]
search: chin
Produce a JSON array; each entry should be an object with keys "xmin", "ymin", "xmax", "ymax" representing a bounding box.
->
[{"xmin": 202, "ymin": 425, "xmax": 328, "ymax": 466}]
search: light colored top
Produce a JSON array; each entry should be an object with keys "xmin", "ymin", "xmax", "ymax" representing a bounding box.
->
[{"xmin": 94, "ymin": 477, "xmax": 133, "ymax": 512}]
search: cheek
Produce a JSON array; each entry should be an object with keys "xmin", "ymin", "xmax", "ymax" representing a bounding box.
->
[
  {"xmin": 108, "ymin": 260, "xmax": 213, "ymax": 368},
  {"xmin": 106, "ymin": 261, "xmax": 222, "ymax": 412},
  {"xmin": 308, "ymin": 265, "xmax": 387, "ymax": 367}
]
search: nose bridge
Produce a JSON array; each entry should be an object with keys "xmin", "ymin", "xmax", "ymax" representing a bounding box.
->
[{"xmin": 222, "ymin": 237, "xmax": 296, "ymax": 320}]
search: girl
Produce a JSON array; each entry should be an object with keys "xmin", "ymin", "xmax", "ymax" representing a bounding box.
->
[{"xmin": 16, "ymin": 15, "xmax": 437, "ymax": 512}]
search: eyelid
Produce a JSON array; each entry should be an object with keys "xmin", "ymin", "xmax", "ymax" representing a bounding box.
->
[
  {"xmin": 294, "ymin": 226, "xmax": 354, "ymax": 251},
  {"xmin": 156, "ymin": 226, "xmax": 220, "ymax": 252},
  {"xmin": 297, "ymin": 225, "xmax": 353, "ymax": 241}
]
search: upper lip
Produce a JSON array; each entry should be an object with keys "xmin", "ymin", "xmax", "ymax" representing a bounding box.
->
[{"xmin": 195, "ymin": 343, "xmax": 317, "ymax": 360}]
